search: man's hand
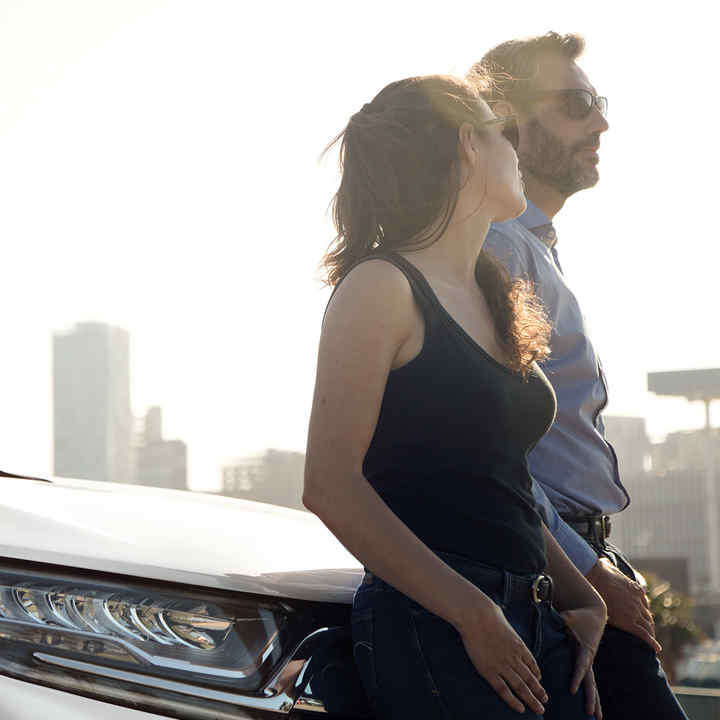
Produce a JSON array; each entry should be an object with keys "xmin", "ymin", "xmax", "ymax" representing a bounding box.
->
[{"xmin": 586, "ymin": 557, "xmax": 661, "ymax": 653}]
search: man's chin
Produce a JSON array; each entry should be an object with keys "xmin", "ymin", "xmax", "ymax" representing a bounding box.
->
[
  {"xmin": 560, "ymin": 168, "xmax": 600, "ymax": 196},
  {"xmin": 580, "ymin": 168, "xmax": 600, "ymax": 189},
  {"xmin": 574, "ymin": 160, "xmax": 600, "ymax": 187}
]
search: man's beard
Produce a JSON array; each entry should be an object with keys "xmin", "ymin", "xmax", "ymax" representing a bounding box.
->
[{"xmin": 519, "ymin": 118, "xmax": 600, "ymax": 197}]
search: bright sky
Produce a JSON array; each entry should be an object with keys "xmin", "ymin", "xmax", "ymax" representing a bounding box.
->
[{"xmin": 1, "ymin": 1, "xmax": 718, "ymax": 491}]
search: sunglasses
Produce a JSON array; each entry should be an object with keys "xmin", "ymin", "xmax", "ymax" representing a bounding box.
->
[
  {"xmin": 524, "ymin": 89, "xmax": 608, "ymax": 120},
  {"xmin": 476, "ymin": 114, "xmax": 520, "ymax": 151}
]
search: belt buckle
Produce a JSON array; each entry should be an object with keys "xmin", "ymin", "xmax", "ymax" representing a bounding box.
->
[
  {"xmin": 531, "ymin": 574, "xmax": 552, "ymax": 604},
  {"xmin": 594, "ymin": 515, "xmax": 610, "ymax": 542},
  {"xmin": 602, "ymin": 515, "xmax": 611, "ymax": 540},
  {"xmin": 589, "ymin": 516, "xmax": 605, "ymax": 544}
]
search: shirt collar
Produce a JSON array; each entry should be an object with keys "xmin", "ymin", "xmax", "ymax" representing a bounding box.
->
[{"xmin": 517, "ymin": 197, "xmax": 551, "ymax": 232}]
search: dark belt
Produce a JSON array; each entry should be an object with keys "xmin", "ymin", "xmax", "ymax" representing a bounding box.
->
[
  {"xmin": 561, "ymin": 513, "xmax": 612, "ymax": 545},
  {"xmin": 361, "ymin": 569, "xmax": 553, "ymax": 606}
]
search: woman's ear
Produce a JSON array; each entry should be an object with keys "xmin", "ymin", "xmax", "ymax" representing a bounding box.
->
[{"xmin": 458, "ymin": 122, "xmax": 478, "ymax": 166}]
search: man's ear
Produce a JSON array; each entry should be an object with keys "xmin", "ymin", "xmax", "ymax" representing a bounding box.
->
[{"xmin": 492, "ymin": 100, "xmax": 515, "ymax": 118}]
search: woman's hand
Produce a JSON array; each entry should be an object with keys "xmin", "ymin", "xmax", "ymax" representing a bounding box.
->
[
  {"xmin": 581, "ymin": 667, "xmax": 602, "ymax": 720},
  {"xmin": 458, "ymin": 602, "xmax": 548, "ymax": 715},
  {"xmin": 559, "ymin": 605, "xmax": 606, "ymax": 719}
]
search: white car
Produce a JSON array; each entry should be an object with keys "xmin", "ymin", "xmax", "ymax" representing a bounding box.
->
[{"xmin": 0, "ymin": 470, "xmax": 372, "ymax": 719}]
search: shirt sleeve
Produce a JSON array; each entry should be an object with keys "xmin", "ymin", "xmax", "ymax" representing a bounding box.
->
[{"xmin": 531, "ymin": 478, "xmax": 599, "ymax": 575}]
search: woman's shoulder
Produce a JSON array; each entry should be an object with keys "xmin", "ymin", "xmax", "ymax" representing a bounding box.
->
[
  {"xmin": 323, "ymin": 255, "xmax": 418, "ymax": 338},
  {"xmin": 329, "ymin": 255, "xmax": 414, "ymax": 310}
]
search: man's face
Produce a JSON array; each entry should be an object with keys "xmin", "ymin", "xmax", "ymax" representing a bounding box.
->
[{"xmin": 515, "ymin": 53, "xmax": 609, "ymax": 197}]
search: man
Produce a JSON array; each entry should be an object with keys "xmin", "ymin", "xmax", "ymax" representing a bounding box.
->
[{"xmin": 470, "ymin": 33, "xmax": 688, "ymax": 719}]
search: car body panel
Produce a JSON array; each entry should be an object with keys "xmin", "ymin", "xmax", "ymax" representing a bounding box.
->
[
  {"xmin": 0, "ymin": 475, "xmax": 363, "ymax": 603},
  {"xmin": 0, "ymin": 674, "xmax": 168, "ymax": 720}
]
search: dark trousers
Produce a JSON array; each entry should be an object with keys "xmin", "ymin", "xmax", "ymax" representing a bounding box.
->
[
  {"xmin": 352, "ymin": 550, "xmax": 592, "ymax": 719},
  {"xmin": 588, "ymin": 540, "xmax": 689, "ymax": 720}
]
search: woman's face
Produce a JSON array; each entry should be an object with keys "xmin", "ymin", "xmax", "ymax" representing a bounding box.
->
[{"xmin": 472, "ymin": 101, "xmax": 526, "ymax": 223}]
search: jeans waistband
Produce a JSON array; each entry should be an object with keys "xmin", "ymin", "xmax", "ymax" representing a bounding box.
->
[{"xmin": 362, "ymin": 550, "xmax": 553, "ymax": 608}]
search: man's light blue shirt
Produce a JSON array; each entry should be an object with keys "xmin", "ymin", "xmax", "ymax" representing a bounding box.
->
[{"xmin": 485, "ymin": 200, "xmax": 630, "ymax": 575}]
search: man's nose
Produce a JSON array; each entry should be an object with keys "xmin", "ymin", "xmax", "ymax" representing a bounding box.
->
[{"xmin": 590, "ymin": 107, "xmax": 610, "ymax": 134}]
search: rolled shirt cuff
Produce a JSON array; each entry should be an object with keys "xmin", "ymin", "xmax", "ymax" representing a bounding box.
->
[{"xmin": 553, "ymin": 519, "xmax": 599, "ymax": 576}]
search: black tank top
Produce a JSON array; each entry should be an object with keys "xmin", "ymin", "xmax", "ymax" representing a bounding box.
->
[{"xmin": 356, "ymin": 252, "xmax": 557, "ymax": 574}]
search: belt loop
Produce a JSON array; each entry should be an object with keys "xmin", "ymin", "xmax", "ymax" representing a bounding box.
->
[{"xmin": 501, "ymin": 570, "xmax": 512, "ymax": 610}]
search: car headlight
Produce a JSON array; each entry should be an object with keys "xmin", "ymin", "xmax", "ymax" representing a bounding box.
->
[{"xmin": 0, "ymin": 561, "xmax": 345, "ymax": 717}]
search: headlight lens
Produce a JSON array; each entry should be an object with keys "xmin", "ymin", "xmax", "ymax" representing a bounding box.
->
[{"xmin": 0, "ymin": 567, "xmax": 302, "ymax": 693}]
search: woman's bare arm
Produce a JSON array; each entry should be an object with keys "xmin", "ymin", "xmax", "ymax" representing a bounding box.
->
[
  {"xmin": 303, "ymin": 259, "xmax": 488, "ymax": 630},
  {"xmin": 304, "ymin": 259, "xmax": 549, "ymax": 714},
  {"xmin": 543, "ymin": 524, "xmax": 606, "ymax": 614}
]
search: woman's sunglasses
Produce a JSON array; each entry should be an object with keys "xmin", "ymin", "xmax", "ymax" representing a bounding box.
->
[
  {"xmin": 524, "ymin": 89, "xmax": 608, "ymax": 121},
  {"xmin": 476, "ymin": 115, "xmax": 520, "ymax": 151}
]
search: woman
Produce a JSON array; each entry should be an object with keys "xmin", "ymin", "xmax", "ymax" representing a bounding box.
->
[{"xmin": 303, "ymin": 73, "xmax": 606, "ymax": 719}]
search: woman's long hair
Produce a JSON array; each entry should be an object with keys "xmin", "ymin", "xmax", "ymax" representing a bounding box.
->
[{"xmin": 321, "ymin": 74, "xmax": 549, "ymax": 375}]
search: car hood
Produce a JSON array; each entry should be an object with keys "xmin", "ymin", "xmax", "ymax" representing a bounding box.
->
[{"xmin": 0, "ymin": 475, "xmax": 363, "ymax": 604}]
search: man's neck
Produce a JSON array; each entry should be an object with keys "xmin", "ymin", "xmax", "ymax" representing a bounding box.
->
[{"xmin": 522, "ymin": 172, "xmax": 566, "ymax": 221}]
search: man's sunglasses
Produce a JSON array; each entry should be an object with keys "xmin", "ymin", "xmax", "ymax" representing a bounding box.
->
[
  {"xmin": 476, "ymin": 115, "xmax": 520, "ymax": 151},
  {"xmin": 523, "ymin": 89, "xmax": 608, "ymax": 120}
]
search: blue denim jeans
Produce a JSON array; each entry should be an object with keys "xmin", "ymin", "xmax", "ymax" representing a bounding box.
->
[
  {"xmin": 351, "ymin": 551, "xmax": 592, "ymax": 719},
  {"xmin": 590, "ymin": 541, "xmax": 688, "ymax": 720}
]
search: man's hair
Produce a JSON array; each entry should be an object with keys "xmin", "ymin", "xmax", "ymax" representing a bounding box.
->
[{"xmin": 468, "ymin": 32, "xmax": 585, "ymax": 105}]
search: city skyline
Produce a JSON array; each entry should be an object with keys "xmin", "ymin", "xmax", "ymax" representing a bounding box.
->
[
  {"xmin": 1, "ymin": 2, "xmax": 718, "ymax": 492},
  {"xmin": 42, "ymin": 319, "xmax": 720, "ymax": 491},
  {"xmin": 52, "ymin": 321, "xmax": 188, "ymax": 491},
  {"xmin": 39, "ymin": 314, "xmax": 720, "ymax": 492}
]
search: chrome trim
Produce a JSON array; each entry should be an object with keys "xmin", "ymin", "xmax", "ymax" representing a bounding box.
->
[
  {"xmin": 294, "ymin": 695, "xmax": 328, "ymax": 713},
  {"xmin": 34, "ymin": 654, "xmax": 297, "ymax": 713},
  {"xmin": 18, "ymin": 624, "xmax": 335, "ymax": 715}
]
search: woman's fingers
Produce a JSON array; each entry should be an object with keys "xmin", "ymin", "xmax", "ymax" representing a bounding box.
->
[
  {"xmin": 516, "ymin": 658, "xmax": 547, "ymax": 704},
  {"xmin": 488, "ymin": 676, "xmax": 526, "ymax": 714},
  {"xmin": 522, "ymin": 650, "xmax": 542, "ymax": 680},
  {"xmin": 559, "ymin": 607, "xmax": 605, "ymax": 695},
  {"xmin": 584, "ymin": 670, "xmax": 603, "ymax": 720},
  {"xmin": 570, "ymin": 646, "xmax": 593, "ymax": 695},
  {"xmin": 461, "ymin": 610, "xmax": 548, "ymax": 714},
  {"xmin": 503, "ymin": 668, "xmax": 547, "ymax": 714}
]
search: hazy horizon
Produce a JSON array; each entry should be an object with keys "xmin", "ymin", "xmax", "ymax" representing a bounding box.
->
[{"xmin": 2, "ymin": 1, "xmax": 718, "ymax": 491}]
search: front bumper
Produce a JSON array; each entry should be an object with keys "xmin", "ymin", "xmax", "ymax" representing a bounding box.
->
[{"xmin": 0, "ymin": 674, "xmax": 171, "ymax": 720}]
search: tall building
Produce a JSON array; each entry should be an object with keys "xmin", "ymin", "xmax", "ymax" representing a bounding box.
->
[
  {"xmin": 134, "ymin": 407, "xmax": 187, "ymax": 491},
  {"xmin": 53, "ymin": 322, "xmax": 132, "ymax": 484},
  {"xmin": 220, "ymin": 449, "xmax": 305, "ymax": 511},
  {"xmin": 611, "ymin": 426, "xmax": 720, "ymax": 593}
]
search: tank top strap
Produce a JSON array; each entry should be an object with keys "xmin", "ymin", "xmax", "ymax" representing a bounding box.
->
[{"xmin": 325, "ymin": 251, "xmax": 439, "ymax": 335}]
